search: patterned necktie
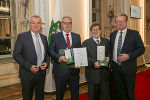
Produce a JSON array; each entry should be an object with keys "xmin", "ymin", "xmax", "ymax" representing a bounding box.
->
[
  {"xmin": 66, "ymin": 34, "xmax": 71, "ymax": 48},
  {"xmin": 35, "ymin": 35, "xmax": 43, "ymax": 66},
  {"xmin": 96, "ymin": 40, "xmax": 100, "ymax": 45},
  {"xmin": 117, "ymin": 31, "xmax": 123, "ymax": 65}
]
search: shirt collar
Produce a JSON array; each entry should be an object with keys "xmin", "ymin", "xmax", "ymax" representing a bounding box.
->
[
  {"xmin": 62, "ymin": 30, "xmax": 71, "ymax": 36},
  {"xmin": 118, "ymin": 27, "xmax": 127, "ymax": 33},
  {"xmin": 31, "ymin": 31, "xmax": 40, "ymax": 36},
  {"xmin": 93, "ymin": 37, "xmax": 100, "ymax": 41}
]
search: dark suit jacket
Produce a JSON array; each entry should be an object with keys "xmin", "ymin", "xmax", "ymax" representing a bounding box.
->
[
  {"xmin": 13, "ymin": 31, "xmax": 50, "ymax": 80},
  {"xmin": 110, "ymin": 29, "xmax": 145, "ymax": 77},
  {"xmin": 48, "ymin": 32, "xmax": 81, "ymax": 76},
  {"xmin": 82, "ymin": 37, "xmax": 110, "ymax": 84}
]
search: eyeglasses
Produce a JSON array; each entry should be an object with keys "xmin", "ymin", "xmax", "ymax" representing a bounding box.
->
[
  {"xmin": 62, "ymin": 22, "xmax": 72, "ymax": 25},
  {"xmin": 92, "ymin": 29, "xmax": 100, "ymax": 31},
  {"xmin": 116, "ymin": 20, "xmax": 127, "ymax": 23}
]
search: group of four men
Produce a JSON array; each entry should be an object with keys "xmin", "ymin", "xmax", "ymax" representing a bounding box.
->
[{"xmin": 13, "ymin": 13, "xmax": 145, "ymax": 100}]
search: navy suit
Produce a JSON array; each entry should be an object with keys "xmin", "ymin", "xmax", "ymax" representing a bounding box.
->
[
  {"xmin": 110, "ymin": 29, "xmax": 145, "ymax": 100},
  {"xmin": 13, "ymin": 31, "xmax": 49, "ymax": 100},
  {"xmin": 48, "ymin": 32, "xmax": 81, "ymax": 100}
]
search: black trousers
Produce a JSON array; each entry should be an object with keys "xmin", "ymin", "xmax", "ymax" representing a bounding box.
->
[
  {"xmin": 54, "ymin": 70, "xmax": 79, "ymax": 100},
  {"xmin": 87, "ymin": 69, "xmax": 110, "ymax": 100},
  {"xmin": 111, "ymin": 61, "xmax": 135, "ymax": 100},
  {"xmin": 21, "ymin": 76, "xmax": 45, "ymax": 100}
]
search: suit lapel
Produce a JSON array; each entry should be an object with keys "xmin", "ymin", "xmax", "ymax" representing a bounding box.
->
[
  {"xmin": 121, "ymin": 29, "xmax": 130, "ymax": 51},
  {"xmin": 71, "ymin": 32, "xmax": 75, "ymax": 48},
  {"xmin": 89, "ymin": 37, "xmax": 97, "ymax": 49},
  {"xmin": 60, "ymin": 32, "xmax": 68, "ymax": 48},
  {"xmin": 112, "ymin": 31, "xmax": 118, "ymax": 47},
  {"xmin": 40, "ymin": 34, "xmax": 46, "ymax": 51},
  {"xmin": 27, "ymin": 31, "xmax": 37, "ymax": 56}
]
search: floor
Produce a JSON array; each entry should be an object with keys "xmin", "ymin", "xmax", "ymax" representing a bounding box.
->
[
  {"xmin": 0, "ymin": 82, "xmax": 88, "ymax": 100},
  {"xmin": 0, "ymin": 66, "xmax": 145, "ymax": 100}
]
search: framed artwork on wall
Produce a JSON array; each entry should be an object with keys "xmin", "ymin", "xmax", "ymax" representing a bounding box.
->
[{"xmin": 130, "ymin": 5, "xmax": 141, "ymax": 19}]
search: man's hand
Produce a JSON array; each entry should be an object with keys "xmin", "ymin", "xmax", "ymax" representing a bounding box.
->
[
  {"xmin": 31, "ymin": 65, "xmax": 39, "ymax": 73},
  {"xmin": 74, "ymin": 66, "xmax": 80, "ymax": 69},
  {"xmin": 118, "ymin": 53, "xmax": 129, "ymax": 62},
  {"xmin": 105, "ymin": 57, "xmax": 109, "ymax": 63},
  {"xmin": 59, "ymin": 56, "xmax": 67, "ymax": 62},
  {"xmin": 94, "ymin": 62, "xmax": 100, "ymax": 68},
  {"xmin": 40, "ymin": 62, "xmax": 47, "ymax": 70}
]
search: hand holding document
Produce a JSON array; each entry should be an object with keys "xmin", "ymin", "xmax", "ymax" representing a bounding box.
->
[
  {"xmin": 97, "ymin": 46, "xmax": 108, "ymax": 67},
  {"xmin": 59, "ymin": 48, "xmax": 88, "ymax": 68}
]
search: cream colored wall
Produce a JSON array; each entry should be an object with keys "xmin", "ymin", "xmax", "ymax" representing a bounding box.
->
[{"xmin": 59, "ymin": 0, "xmax": 89, "ymax": 42}]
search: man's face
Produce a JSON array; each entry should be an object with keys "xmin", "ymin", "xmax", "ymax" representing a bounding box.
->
[
  {"xmin": 115, "ymin": 16, "xmax": 127, "ymax": 31},
  {"xmin": 91, "ymin": 26, "xmax": 101, "ymax": 39},
  {"xmin": 61, "ymin": 18, "xmax": 72, "ymax": 33},
  {"xmin": 30, "ymin": 17, "xmax": 42, "ymax": 34}
]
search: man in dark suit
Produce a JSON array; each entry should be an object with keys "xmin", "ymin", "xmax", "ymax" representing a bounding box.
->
[
  {"xmin": 82, "ymin": 22, "xmax": 110, "ymax": 100},
  {"xmin": 109, "ymin": 13, "xmax": 145, "ymax": 100},
  {"xmin": 13, "ymin": 15, "xmax": 49, "ymax": 100},
  {"xmin": 48, "ymin": 16, "xmax": 81, "ymax": 100}
]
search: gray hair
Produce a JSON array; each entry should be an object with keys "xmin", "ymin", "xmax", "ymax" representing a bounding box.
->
[
  {"xmin": 61, "ymin": 16, "xmax": 72, "ymax": 22},
  {"xmin": 29, "ymin": 15, "xmax": 42, "ymax": 23}
]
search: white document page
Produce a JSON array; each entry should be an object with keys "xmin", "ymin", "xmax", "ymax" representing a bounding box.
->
[{"xmin": 73, "ymin": 48, "xmax": 88, "ymax": 67}]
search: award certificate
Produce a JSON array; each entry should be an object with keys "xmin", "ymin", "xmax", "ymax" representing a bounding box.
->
[{"xmin": 73, "ymin": 48, "xmax": 88, "ymax": 67}]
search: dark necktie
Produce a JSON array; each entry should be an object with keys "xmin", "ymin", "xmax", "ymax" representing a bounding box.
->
[
  {"xmin": 117, "ymin": 31, "xmax": 123, "ymax": 65},
  {"xmin": 66, "ymin": 34, "xmax": 71, "ymax": 48},
  {"xmin": 35, "ymin": 35, "xmax": 43, "ymax": 66},
  {"xmin": 96, "ymin": 40, "xmax": 100, "ymax": 45}
]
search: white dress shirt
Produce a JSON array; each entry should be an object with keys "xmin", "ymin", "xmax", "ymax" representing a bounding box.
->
[
  {"xmin": 93, "ymin": 37, "xmax": 101, "ymax": 45},
  {"xmin": 113, "ymin": 27, "xmax": 127, "ymax": 62},
  {"xmin": 31, "ymin": 31, "xmax": 45, "ymax": 60},
  {"xmin": 62, "ymin": 30, "xmax": 72, "ymax": 48}
]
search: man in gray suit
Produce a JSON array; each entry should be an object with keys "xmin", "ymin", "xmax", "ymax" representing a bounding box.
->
[
  {"xmin": 13, "ymin": 15, "xmax": 49, "ymax": 100},
  {"xmin": 82, "ymin": 22, "xmax": 110, "ymax": 100}
]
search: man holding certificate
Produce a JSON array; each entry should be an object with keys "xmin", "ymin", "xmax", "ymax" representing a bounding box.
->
[
  {"xmin": 82, "ymin": 22, "xmax": 110, "ymax": 100},
  {"xmin": 48, "ymin": 16, "xmax": 81, "ymax": 100}
]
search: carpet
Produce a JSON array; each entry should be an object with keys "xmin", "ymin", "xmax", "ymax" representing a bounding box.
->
[{"xmin": 68, "ymin": 69, "xmax": 150, "ymax": 100}]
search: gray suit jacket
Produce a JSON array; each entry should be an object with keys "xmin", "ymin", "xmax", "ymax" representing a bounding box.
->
[
  {"xmin": 13, "ymin": 31, "xmax": 49, "ymax": 80},
  {"xmin": 82, "ymin": 37, "xmax": 110, "ymax": 84}
]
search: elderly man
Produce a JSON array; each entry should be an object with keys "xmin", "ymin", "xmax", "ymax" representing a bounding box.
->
[
  {"xmin": 82, "ymin": 22, "xmax": 110, "ymax": 100},
  {"xmin": 48, "ymin": 16, "xmax": 81, "ymax": 100},
  {"xmin": 13, "ymin": 15, "xmax": 49, "ymax": 100}
]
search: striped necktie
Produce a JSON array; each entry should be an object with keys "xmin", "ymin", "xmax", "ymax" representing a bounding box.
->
[{"xmin": 117, "ymin": 31, "xmax": 123, "ymax": 65}]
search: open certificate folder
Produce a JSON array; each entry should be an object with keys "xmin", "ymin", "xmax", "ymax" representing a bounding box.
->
[
  {"xmin": 73, "ymin": 48, "xmax": 88, "ymax": 67},
  {"xmin": 59, "ymin": 48, "xmax": 88, "ymax": 68}
]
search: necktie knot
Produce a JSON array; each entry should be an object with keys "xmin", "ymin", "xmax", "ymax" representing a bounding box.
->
[
  {"xmin": 96, "ymin": 40, "xmax": 100, "ymax": 45},
  {"xmin": 66, "ymin": 34, "xmax": 69, "ymax": 37},
  {"xmin": 35, "ymin": 34, "xmax": 39, "ymax": 38},
  {"xmin": 120, "ymin": 31, "xmax": 123, "ymax": 35}
]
